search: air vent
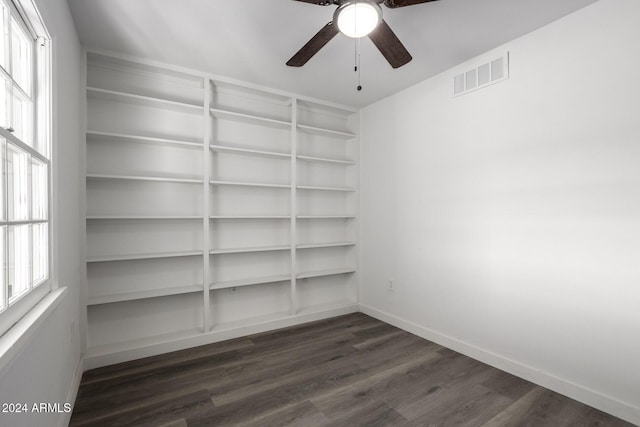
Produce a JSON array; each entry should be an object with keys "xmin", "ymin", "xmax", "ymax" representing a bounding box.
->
[{"xmin": 453, "ymin": 52, "xmax": 509, "ymax": 97}]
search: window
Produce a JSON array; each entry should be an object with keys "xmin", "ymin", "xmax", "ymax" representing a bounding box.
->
[{"xmin": 0, "ymin": 0, "xmax": 51, "ymax": 337}]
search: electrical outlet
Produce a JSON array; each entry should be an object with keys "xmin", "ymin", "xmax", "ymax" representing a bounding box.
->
[{"xmin": 387, "ymin": 278, "xmax": 394, "ymax": 292}]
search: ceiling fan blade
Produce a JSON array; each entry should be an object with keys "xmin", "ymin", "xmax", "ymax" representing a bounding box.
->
[
  {"xmin": 286, "ymin": 22, "xmax": 339, "ymax": 67},
  {"xmin": 367, "ymin": 20, "xmax": 412, "ymax": 68},
  {"xmin": 383, "ymin": 0, "xmax": 438, "ymax": 8},
  {"xmin": 292, "ymin": 0, "xmax": 334, "ymax": 5}
]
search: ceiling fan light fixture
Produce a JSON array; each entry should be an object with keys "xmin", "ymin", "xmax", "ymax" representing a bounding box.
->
[{"xmin": 334, "ymin": 1, "xmax": 382, "ymax": 38}]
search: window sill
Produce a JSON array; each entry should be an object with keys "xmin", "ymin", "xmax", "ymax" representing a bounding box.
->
[{"xmin": 0, "ymin": 287, "xmax": 68, "ymax": 377}]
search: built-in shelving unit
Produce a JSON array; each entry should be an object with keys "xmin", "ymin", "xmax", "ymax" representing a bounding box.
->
[{"xmin": 84, "ymin": 50, "xmax": 359, "ymax": 369}]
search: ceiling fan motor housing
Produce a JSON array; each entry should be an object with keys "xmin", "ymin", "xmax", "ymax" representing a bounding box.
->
[{"xmin": 333, "ymin": 0, "xmax": 383, "ymax": 38}]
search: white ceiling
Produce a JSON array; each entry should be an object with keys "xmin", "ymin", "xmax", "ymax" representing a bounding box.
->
[{"xmin": 67, "ymin": 0, "xmax": 599, "ymax": 108}]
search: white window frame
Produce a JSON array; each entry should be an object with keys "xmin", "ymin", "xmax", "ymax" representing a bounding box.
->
[{"xmin": 0, "ymin": 0, "xmax": 51, "ymax": 339}]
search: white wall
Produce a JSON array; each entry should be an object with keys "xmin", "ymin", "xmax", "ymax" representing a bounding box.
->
[
  {"xmin": 0, "ymin": 0, "xmax": 84, "ymax": 426},
  {"xmin": 360, "ymin": 0, "xmax": 640, "ymax": 423}
]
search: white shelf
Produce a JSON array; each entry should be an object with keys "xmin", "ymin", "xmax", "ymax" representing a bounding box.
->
[
  {"xmin": 296, "ymin": 215, "xmax": 356, "ymax": 219},
  {"xmin": 296, "ymin": 155, "xmax": 355, "ymax": 165},
  {"xmin": 210, "ymin": 144, "xmax": 291, "ymax": 159},
  {"xmin": 297, "ymin": 185, "xmax": 356, "ymax": 192},
  {"xmin": 296, "ymin": 242, "xmax": 356, "ymax": 249},
  {"xmin": 87, "ymin": 215, "xmax": 202, "ymax": 220},
  {"xmin": 210, "ymin": 108, "xmax": 291, "ymax": 128},
  {"xmin": 87, "ymin": 250, "xmax": 204, "ymax": 263},
  {"xmin": 210, "ymin": 311, "xmax": 292, "ymax": 333},
  {"xmin": 88, "ymin": 285, "xmax": 203, "ymax": 306},
  {"xmin": 296, "ymin": 301, "xmax": 359, "ymax": 316},
  {"xmin": 210, "ymin": 245, "xmax": 290, "ymax": 255},
  {"xmin": 211, "ymin": 180, "xmax": 290, "ymax": 189},
  {"xmin": 87, "ymin": 174, "xmax": 203, "ymax": 184},
  {"xmin": 297, "ymin": 124, "xmax": 355, "ymax": 139},
  {"xmin": 87, "ymin": 87, "xmax": 202, "ymax": 114},
  {"xmin": 86, "ymin": 131, "xmax": 202, "ymax": 149},
  {"xmin": 296, "ymin": 267, "xmax": 356, "ymax": 279},
  {"xmin": 210, "ymin": 274, "xmax": 291, "ymax": 290},
  {"xmin": 210, "ymin": 215, "xmax": 290, "ymax": 219},
  {"xmin": 86, "ymin": 328, "xmax": 203, "ymax": 358}
]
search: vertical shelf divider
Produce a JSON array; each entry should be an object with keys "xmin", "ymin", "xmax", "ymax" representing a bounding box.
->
[
  {"xmin": 202, "ymin": 78, "xmax": 212, "ymax": 332},
  {"xmin": 290, "ymin": 98, "xmax": 298, "ymax": 315}
]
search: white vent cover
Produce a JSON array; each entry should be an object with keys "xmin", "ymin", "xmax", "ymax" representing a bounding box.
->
[{"xmin": 454, "ymin": 52, "xmax": 509, "ymax": 96}]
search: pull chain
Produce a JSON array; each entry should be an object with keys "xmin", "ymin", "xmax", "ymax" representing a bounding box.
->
[
  {"xmin": 357, "ymin": 37, "xmax": 362, "ymax": 91},
  {"xmin": 353, "ymin": 0, "xmax": 362, "ymax": 91}
]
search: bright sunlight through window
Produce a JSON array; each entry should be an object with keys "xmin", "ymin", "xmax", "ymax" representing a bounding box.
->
[{"xmin": 0, "ymin": 0, "xmax": 51, "ymax": 337}]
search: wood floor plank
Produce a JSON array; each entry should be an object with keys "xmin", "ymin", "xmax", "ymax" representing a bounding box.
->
[
  {"xmin": 480, "ymin": 368, "xmax": 537, "ymax": 401},
  {"xmin": 70, "ymin": 389, "xmax": 214, "ymax": 427},
  {"xmin": 481, "ymin": 387, "xmax": 635, "ymax": 427},
  {"xmin": 406, "ymin": 384, "xmax": 513, "ymax": 427},
  {"xmin": 481, "ymin": 387, "xmax": 548, "ymax": 427},
  {"xmin": 157, "ymin": 419, "xmax": 188, "ymax": 427},
  {"xmin": 311, "ymin": 350, "xmax": 443, "ymax": 421},
  {"xmin": 381, "ymin": 347, "xmax": 491, "ymax": 411},
  {"xmin": 331, "ymin": 400, "xmax": 408, "ymax": 427},
  {"xmin": 394, "ymin": 365, "xmax": 499, "ymax": 421},
  {"xmin": 71, "ymin": 313, "xmax": 633, "ymax": 427},
  {"xmin": 237, "ymin": 400, "xmax": 331, "ymax": 427}
]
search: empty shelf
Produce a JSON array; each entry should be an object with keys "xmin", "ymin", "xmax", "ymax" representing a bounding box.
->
[
  {"xmin": 210, "ymin": 311, "xmax": 292, "ymax": 333},
  {"xmin": 86, "ymin": 328, "xmax": 203, "ymax": 359},
  {"xmin": 86, "ymin": 131, "xmax": 202, "ymax": 149},
  {"xmin": 297, "ymin": 185, "xmax": 356, "ymax": 192},
  {"xmin": 210, "ymin": 245, "xmax": 290, "ymax": 255},
  {"xmin": 296, "ymin": 242, "xmax": 356, "ymax": 249},
  {"xmin": 87, "ymin": 174, "xmax": 202, "ymax": 184},
  {"xmin": 87, "ymin": 250, "xmax": 203, "ymax": 263},
  {"xmin": 87, "ymin": 215, "xmax": 202, "ymax": 220},
  {"xmin": 210, "ymin": 145, "xmax": 291, "ymax": 159},
  {"xmin": 297, "ymin": 124, "xmax": 355, "ymax": 139},
  {"xmin": 210, "ymin": 108, "xmax": 291, "ymax": 128},
  {"xmin": 210, "ymin": 215, "xmax": 291, "ymax": 220},
  {"xmin": 296, "ymin": 267, "xmax": 356, "ymax": 279},
  {"xmin": 87, "ymin": 87, "xmax": 202, "ymax": 113},
  {"xmin": 210, "ymin": 274, "xmax": 291, "ymax": 290},
  {"xmin": 297, "ymin": 155, "xmax": 355, "ymax": 165},
  {"xmin": 296, "ymin": 215, "xmax": 356, "ymax": 219},
  {"xmin": 211, "ymin": 180, "xmax": 290, "ymax": 189},
  {"xmin": 88, "ymin": 285, "xmax": 203, "ymax": 305}
]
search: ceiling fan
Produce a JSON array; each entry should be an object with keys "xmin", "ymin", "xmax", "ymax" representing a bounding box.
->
[{"xmin": 287, "ymin": 0, "xmax": 439, "ymax": 69}]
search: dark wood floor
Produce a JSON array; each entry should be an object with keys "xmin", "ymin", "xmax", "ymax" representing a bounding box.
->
[{"xmin": 71, "ymin": 313, "xmax": 634, "ymax": 427}]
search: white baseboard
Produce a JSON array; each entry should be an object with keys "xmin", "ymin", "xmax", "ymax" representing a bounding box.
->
[
  {"xmin": 59, "ymin": 358, "xmax": 83, "ymax": 427},
  {"xmin": 359, "ymin": 303, "xmax": 640, "ymax": 426},
  {"xmin": 83, "ymin": 304, "xmax": 359, "ymax": 370}
]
